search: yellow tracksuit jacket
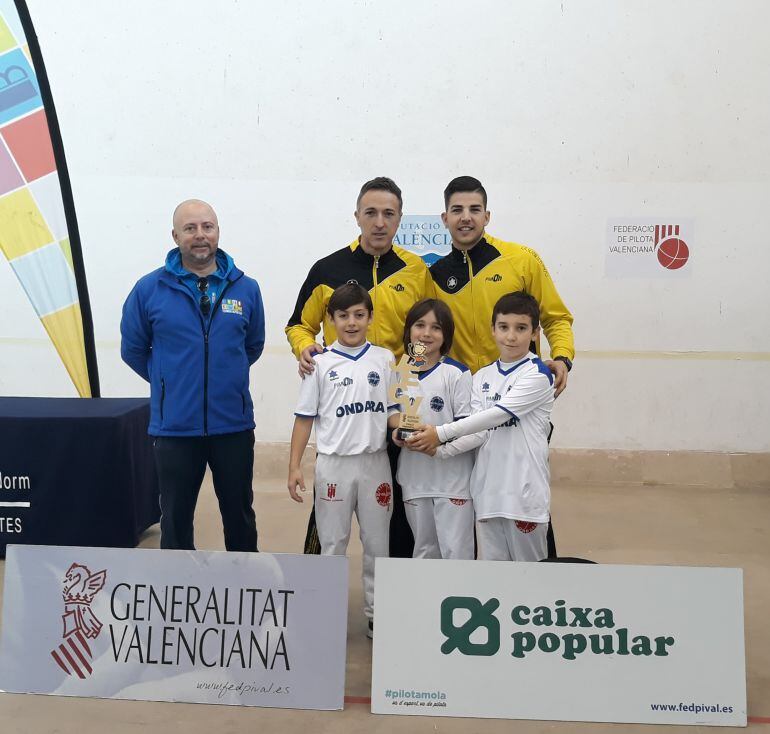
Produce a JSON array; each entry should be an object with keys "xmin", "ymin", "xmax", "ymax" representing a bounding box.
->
[
  {"xmin": 429, "ymin": 234, "xmax": 574, "ymax": 373},
  {"xmin": 286, "ymin": 238, "xmax": 435, "ymax": 359}
]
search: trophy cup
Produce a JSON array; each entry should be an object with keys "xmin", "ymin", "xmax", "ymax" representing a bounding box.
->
[{"xmin": 388, "ymin": 341, "xmax": 426, "ymax": 441}]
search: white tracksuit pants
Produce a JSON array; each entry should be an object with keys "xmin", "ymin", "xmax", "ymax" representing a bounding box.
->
[
  {"xmin": 314, "ymin": 451, "xmax": 392, "ymax": 618},
  {"xmin": 403, "ymin": 496, "xmax": 474, "ymax": 560},
  {"xmin": 476, "ymin": 517, "xmax": 548, "ymax": 561}
]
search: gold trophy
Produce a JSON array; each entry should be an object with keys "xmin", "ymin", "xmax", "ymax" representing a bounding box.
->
[{"xmin": 389, "ymin": 341, "xmax": 426, "ymax": 441}]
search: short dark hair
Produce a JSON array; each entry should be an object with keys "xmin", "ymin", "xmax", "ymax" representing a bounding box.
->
[
  {"xmin": 356, "ymin": 177, "xmax": 403, "ymax": 211},
  {"xmin": 403, "ymin": 299, "xmax": 455, "ymax": 356},
  {"xmin": 327, "ymin": 283, "xmax": 373, "ymax": 316},
  {"xmin": 492, "ymin": 291, "xmax": 540, "ymax": 330},
  {"xmin": 443, "ymin": 176, "xmax": 488, "ymax": 209}
]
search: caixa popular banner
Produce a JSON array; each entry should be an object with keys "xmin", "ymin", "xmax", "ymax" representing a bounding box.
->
[
  {"xmin": 0, "ymin": 545, "xmax": 348, "ymax": 709},
  {"xmin": 371, "ymin": 559, "xmax": 746, "ymax": 726}
]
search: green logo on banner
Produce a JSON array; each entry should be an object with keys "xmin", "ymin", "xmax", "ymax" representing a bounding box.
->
[
  {"xmin": 440, "ymin": 597, "xmax": 676, "ymax": 660},
  {"xmin": 440, "ymin": 597, "xmax": 500, "ymax": 656}
]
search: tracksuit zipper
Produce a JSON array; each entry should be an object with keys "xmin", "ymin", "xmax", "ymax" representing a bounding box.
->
[
  {"xmin": 203, "ymin": 331, "xmax": 209, "ymax": 435},
  {"xmin": 372, "ymin": 255, "xmax": 379, "ymax": 344},
  {"xmin": 201, "ymin": 280, "xmax": 233, "ymax": 436},
  {"xmin": 466, "ymin": 252, "xmax": 478, "ymax": 371}
]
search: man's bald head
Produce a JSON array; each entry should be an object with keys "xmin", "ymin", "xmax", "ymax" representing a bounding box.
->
[
  {"xmin": 172, "ymin": 199, "xmax": 218, "ymax": 230},
  {"xmin": 172, "ymin": 199, "xmax": 220, "ymax": 275}
]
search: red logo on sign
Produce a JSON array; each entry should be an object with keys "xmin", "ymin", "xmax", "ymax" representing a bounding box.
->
[
  {"xmin": 327, "ymin": 483, "xmax": 337, "ymax": 499},
  {"xmin": 449, "ymin": 498, "xmax": 468, "ymax": 506},
  {"xmin": 50, "ymin": 563, "xmax": 107, "ymax": 679},
  {"xmin": 514, "ymin": 520, "xmax": 538, "ymax": 534},
  {"xmin": 654, "ymin": 225, "xmax": 690, "ymax": 270},
  {"xmin": 376, "ymin": 482, "xmax": 392, "ymax": 508}
]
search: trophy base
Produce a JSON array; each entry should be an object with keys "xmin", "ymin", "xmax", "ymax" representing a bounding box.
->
[{"xmin": 397, "ymin": 428, "xmax": 417, "ymax": 442}]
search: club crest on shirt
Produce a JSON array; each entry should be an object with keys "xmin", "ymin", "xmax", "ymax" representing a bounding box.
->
[
  {"xmin": 430, "ymin": 396, "xmax": 444, "ymax": 412},
  {"xmin": 221, "ymin": 298, "xmax": 242, "ymax": 315},
  {"xmin": 367, "ymin": 371, "xmax": 380, "ymax": 386},
  {"xmin": 446, "ymin": 276, "xmax": 458, "ymax": 290}
]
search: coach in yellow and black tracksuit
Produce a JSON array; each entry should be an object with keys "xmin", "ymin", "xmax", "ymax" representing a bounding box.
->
[
  {"xmin": 430, "ymin": 232, "xmax": 575, "ymax": 373},
  {"xmin": 286, "ymin": 177, "xmax": 434, "ymax": 562},
  {"xmin": 432, "ymin": 176, "xmax": 574, "ymax": 382},
  {"xmin": 431, "ymin": 176, "xmax": 575, "ymax": 559},
  {"xmin": 286, "ymin": 238, "xmax": 433, "ymax": 362}
]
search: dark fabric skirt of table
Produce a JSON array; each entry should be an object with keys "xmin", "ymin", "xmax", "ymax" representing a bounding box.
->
[{"xmin": 0, "ymin": 397, "xmax": 160, "ymax": 557}]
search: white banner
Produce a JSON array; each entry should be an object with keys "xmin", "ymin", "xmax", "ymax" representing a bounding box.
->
[
  {"xmin": 0, "ymin": 545, "xmax": 348, "ymax": 709},
  {"xmin": 371, "ymin": 559, "xmax": 745, "ymax": 726}
]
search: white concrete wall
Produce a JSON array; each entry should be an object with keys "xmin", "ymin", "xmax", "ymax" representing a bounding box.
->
[{"xmin": 1, "ymin": 0, "xmax": 769, "ymax": 451}]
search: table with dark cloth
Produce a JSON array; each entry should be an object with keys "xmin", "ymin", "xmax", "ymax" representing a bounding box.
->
[{"xmin": 0, "ymin": 397, "xmax": 159, "ymax": 557}]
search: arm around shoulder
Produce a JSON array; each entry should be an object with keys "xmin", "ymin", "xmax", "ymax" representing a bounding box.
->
[
  {"xmin": 521, "ymin": 247, "xmax": 575, "ymax": 362},
  {"xmin": 286, "ymin": 264, "xmax": 328, "ymax": 360}
]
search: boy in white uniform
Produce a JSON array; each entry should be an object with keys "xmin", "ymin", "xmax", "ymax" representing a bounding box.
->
[
  {"xmin": 393, "ymin": 299, "xmax": 475, "ymax": 559},
  {"xmin": 288, "ymin": 283, "xmax": 398, "ymax": 636},
  {"xmin": 409, "ymin": 292, "xmax": 555, "ymax": 561}
]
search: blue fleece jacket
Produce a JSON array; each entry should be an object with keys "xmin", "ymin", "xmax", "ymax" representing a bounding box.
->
[{"xmin": 120, "ymin": 248, "xmax": 265, "ymax": 436}]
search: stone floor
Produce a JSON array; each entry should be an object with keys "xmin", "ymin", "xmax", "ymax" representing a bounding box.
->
[{"xmin": 1, "ymin": 475, "xmax": 768, "ymax": 733}]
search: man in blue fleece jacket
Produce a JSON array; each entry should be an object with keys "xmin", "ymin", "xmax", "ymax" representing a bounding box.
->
[{"xmin": 121, "ymin": 199, "xmax": 265, "ymax": 551}]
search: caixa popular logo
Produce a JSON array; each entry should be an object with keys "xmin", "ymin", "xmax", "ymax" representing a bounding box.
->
[
  {"xmin": 50, "ymin": 563, "xmax": 107, "ymax": 678},
  {"xmin": 440, "ymin": 596, "xmax": 675, "ymax": 661},
  {"xmin": 606, "ymin": 218, "xmax": 693, "ymax": 278}
]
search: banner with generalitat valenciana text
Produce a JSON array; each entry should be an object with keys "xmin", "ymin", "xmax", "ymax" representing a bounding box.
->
[{"xmin": 0, "ymin": 545, "xmax": 348, "ymax": 709}]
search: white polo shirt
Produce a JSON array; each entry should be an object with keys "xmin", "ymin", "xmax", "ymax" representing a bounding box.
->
[
  {"xmin": 437, "ymin": 353, "xmax": 554, "ymax": 522},
  {"xmin": 294, "ymin": 341, "xmax": 397, "ymax": 455},
  {"xmin": 396, "ymin": 357, "xmax": 474, "ymax": 499}
]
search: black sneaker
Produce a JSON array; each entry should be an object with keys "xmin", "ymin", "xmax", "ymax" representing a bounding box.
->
[{"xmin": 366, "ymin": 619, "xmax": 374, "ymax": 639}]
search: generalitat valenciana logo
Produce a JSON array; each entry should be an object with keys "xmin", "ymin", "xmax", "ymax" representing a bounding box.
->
[{"xmin": 50, "ymin": 563, "xmax": 107, "ymax": 678}]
